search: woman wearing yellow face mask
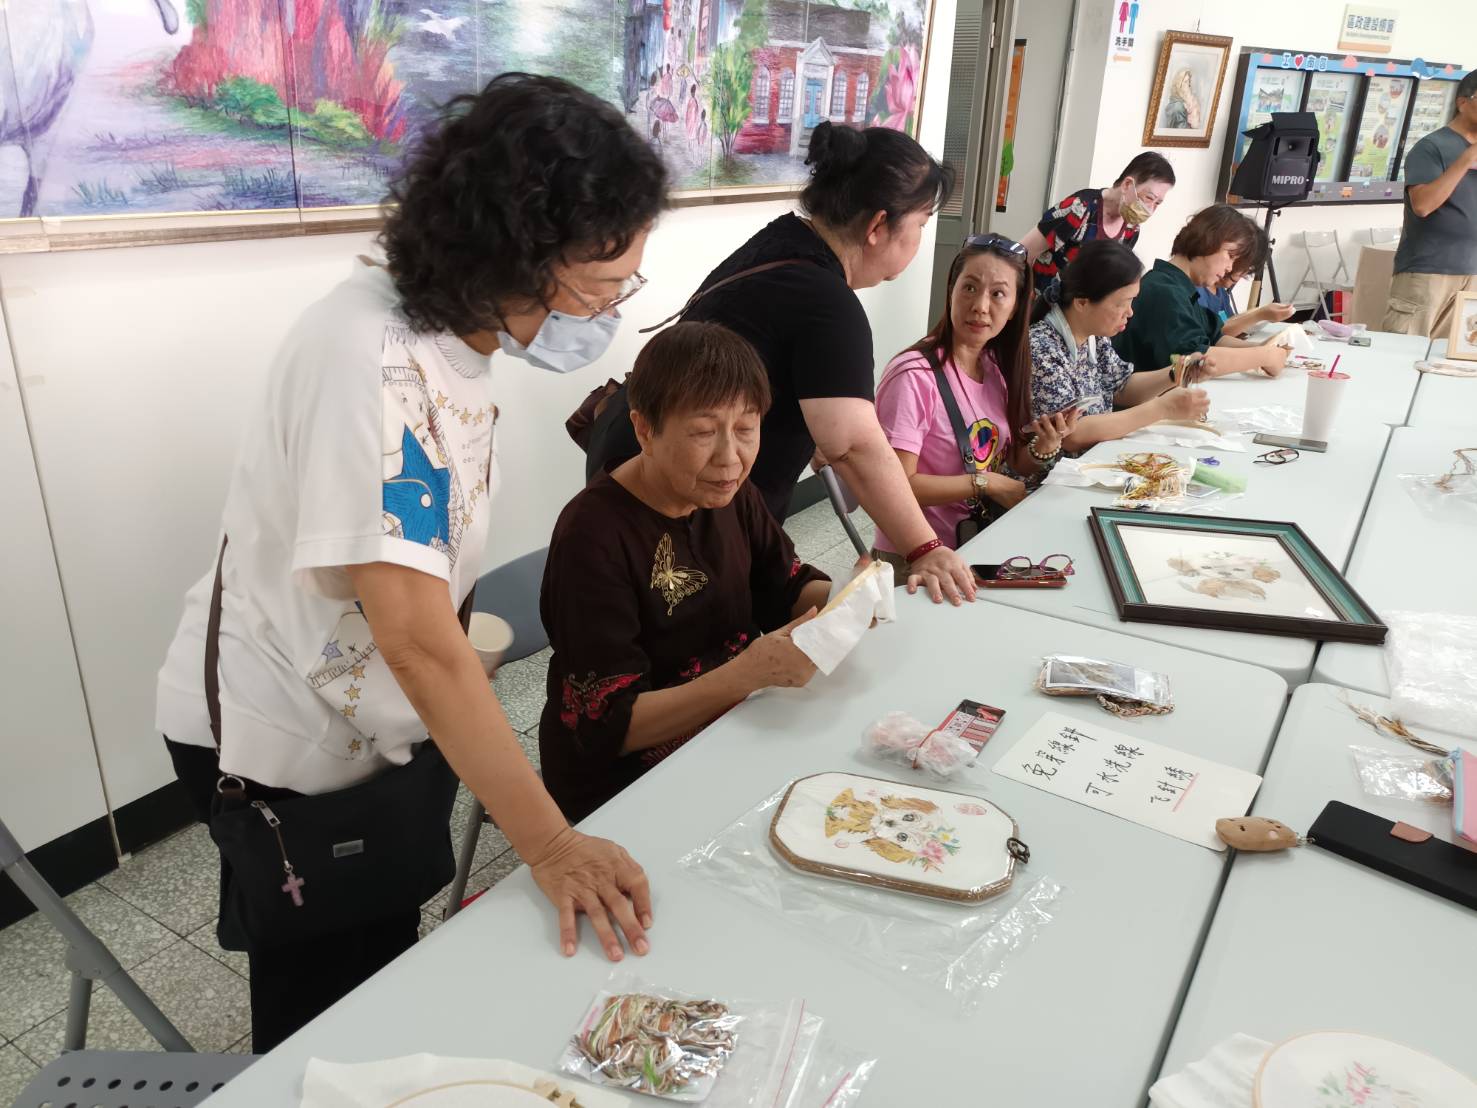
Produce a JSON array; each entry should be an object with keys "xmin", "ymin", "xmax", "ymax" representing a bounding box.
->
[{"xmin": 1019, "ymin": 152, "xmax": 1176, "ymax": 305}]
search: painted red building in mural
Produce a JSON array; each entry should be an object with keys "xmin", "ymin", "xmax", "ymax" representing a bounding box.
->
[{"xmin": 735, "ymin": 1, "xmax": 883, "ymax": 157}]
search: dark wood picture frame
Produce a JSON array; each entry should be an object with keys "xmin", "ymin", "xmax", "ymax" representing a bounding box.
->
[
  {"xmin": 1088, "ymin": 508, "xmax": 1387, "ymax": 644},
  {"xmin": 1143, "ymin": 31, "xmax": 1234, "ymax": 149}
]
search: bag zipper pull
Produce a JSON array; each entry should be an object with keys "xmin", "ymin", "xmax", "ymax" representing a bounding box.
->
[{"xmin": 252, "ymin": 800, "xmax": 306, "ymax": 908}]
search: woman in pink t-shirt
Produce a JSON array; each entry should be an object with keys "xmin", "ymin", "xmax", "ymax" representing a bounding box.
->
[{"xmin": 874, "ymin": 234, "xmax": 1079, "ymax": 565}]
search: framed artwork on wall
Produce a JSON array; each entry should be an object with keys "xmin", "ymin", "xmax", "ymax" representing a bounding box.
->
[
  {"xmin": 0, "ymin": 0, "xmax": 937, "ymax": 253},
  {"xmin": 1448, "ymin": 293, "xmax": 1477, "ymax": 363},
  {"xmin": 1089, "ymin": 507, "xmax": 1388, "ymax": 644},
  {"xmin": 1142, "ymin": 31, "xmax": 1233, "ymax": 149}
]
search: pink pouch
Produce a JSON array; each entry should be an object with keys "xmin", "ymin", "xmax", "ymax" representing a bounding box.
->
[{"xmin": 1453, "ymin": 749, "xmax": 1477, "ymax": 848}]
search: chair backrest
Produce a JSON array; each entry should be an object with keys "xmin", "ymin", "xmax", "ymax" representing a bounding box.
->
[
  {"xmin": 1370, "ymin": 227, "xmax": 1401, "ymax": 245},
  {"xmin": 1302, "ymin": 230, "xmax": 1338, "ymax": 249},
  {"xmin": 469, "ymin": 547, "xmax": 550, "ymax": 665}
]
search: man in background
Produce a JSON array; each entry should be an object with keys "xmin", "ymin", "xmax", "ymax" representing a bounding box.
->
[{"xmin": 1384, "ymin": 71, "xmax": 1477, "ymax": 338}]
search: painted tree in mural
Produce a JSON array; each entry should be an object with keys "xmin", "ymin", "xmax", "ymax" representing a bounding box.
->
[
  {"xmin": 167, "ymin": 0, "xmax": 405, "ymax": 147},
  {"xmin": 708, "ymin": 0, "xmax": 766, "ymax": 160}
]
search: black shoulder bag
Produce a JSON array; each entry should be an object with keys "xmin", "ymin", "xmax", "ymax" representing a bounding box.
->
[
  {"xmin": 572, "ymin": 259, "xmax": 819, "ymax": 479},
  {"xmin": 919, "ymin": 348, "xmax": 1004, "ymax": 547},
  {"xmin": 204, "ymin": 538, "xmax": 461, "ymax": 951}
]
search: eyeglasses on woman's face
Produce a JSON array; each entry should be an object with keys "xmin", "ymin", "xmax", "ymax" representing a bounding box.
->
[{"xmin": 559, "ymin": 271, "xmax": 648, "ymax": 319}]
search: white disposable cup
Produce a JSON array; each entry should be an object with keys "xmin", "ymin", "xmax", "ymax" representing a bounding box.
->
[
  {"xmin": 1302, "ymin": 370, "xmax": 1349, "ymax": 442},
  {"xmin": 467, "ymin": 613, "xmax": 514, "ymax": 677}
]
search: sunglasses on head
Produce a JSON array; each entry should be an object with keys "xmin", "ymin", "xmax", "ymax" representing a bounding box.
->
[{"xmin": 964, "ymin": 232, "xmax": 1027, "ymax": 257}]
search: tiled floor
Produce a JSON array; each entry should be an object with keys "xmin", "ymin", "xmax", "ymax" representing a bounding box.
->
[{"xmin": 0, "ymin": 502, "xmax": 862, "ymax": 1097}]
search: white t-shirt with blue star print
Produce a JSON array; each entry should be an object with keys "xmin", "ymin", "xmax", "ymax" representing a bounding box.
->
[{"xmin": 156, "ymin": 260, "xmax": 499, "ymax": 793}]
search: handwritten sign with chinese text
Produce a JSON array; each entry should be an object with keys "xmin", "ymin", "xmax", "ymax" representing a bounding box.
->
[{"xmin": 992, "ymin": 712, "xmax": 1261, "ymax": 851}]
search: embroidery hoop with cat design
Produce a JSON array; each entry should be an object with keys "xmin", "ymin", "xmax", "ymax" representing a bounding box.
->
[{"xmin": 768, "ymin": 772, "xmax": 1029, "ymax": 904}]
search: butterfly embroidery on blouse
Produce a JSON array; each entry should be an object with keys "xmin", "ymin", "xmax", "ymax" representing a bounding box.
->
[
  {"xmin": 560, "ymin": 671, "xmax": 641, "ymax": 729},
  {"xmin": 650, "ymin": 533, "xmax": 708, "ymax": 616}
]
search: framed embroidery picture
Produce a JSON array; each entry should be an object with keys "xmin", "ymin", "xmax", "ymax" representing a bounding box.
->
[
  {"xmin": 1446, "ymin": 291, "xmax": 1477, "ymax": 362},
  {"xmin": 1088, "ymin": 508, "xmax": 1387, "ymax": 643},
  {"xmin": 1143, "ymin": 31, "xmax": 1234, "ymax": 148},
  {"xmin": 768, "ymin": 772, "xmax": 1028, "ymax": 903}
]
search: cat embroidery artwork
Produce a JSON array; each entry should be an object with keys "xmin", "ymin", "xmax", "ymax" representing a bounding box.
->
[
  {"xmin": 1168, "ymin": 550, "xmax": 1280, "ymax": 601},
  {"xmin": 823, "ymin": 788, "xmax": 961, "ymax": 872},
  {"xmin": 768, "ymin": 772, "xmax": 1026, "ymax": 903}
]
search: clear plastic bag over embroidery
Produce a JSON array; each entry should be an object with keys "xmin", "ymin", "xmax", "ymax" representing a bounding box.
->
[{"xmin": 678, "ymin": 783, "xmax": 1062, "ymax": 1013}]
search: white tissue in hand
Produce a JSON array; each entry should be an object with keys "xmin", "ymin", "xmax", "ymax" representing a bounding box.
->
[{"xmin": 791, "ymin": 560, "xmax": 895, "ymax": 676}]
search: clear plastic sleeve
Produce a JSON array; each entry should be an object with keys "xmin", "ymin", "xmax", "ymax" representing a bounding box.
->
[
  {"xmin": 678, "ymin": 789, "xmax": 1062, "ymax": 1013},
  {"xmin": 862, "ymin": 711, "xmax": 975, "ymax": 779},
  {"xmin": 1221, "ymin": 405, "xmax": 1303, "ymax": 434},
  {"xmin": 779, "ymin": 1037, "xmax": 877, "ymax": 1108},
  {"xmin": 557, "ymin": 972, "xmax": 814, "ymax": 1105},
  {"xmin": 1398, "ymin": 472, "xmax": 1477, "ymax": 522},
  {"xmin": 1037, "ymin": 655, "xmax": 1173, "ymax": 709},
  {"xmin": 1349, "ymin": 745, "xmax": 1453, "ymax": 804},
  {"xmin": 1384, "ymin": 610, "xmax": 1477, "ymax": 736}
]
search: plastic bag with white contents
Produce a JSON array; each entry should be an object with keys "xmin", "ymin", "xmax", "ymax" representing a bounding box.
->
[
  {"xmin": 1221, "ymin": 405, "xmax": 1303, "ymax": 434},
  {"xmin": 1350, "ymin": 745, "xmax": 1453, "ymax": 804},
  {"xmin": 678, "ymin": 789, "xmax": 1062, "ymax": 1014},
  {"xmin": 779, "ymin": 1037, "xmax": 877, "ymax": 1108},
  {"xmin": 1398, "ymin": 471, "xmax": 1477, "ymax": 522},
  {"xmin": 862, "ymin": 711, "xmax": 975, "ymax": 778},
  {"xmin": 1384, "ymin": 610, "xmax": 1477, "ymax": 736},
  {"xmin": 557, "ymin": 972, "xmax": 816, "ymax": 1106}
]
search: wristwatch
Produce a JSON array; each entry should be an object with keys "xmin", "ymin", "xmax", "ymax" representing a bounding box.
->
[{"xmin": 972, "ymin": 470, "xmax": 991, "ymax": 496}]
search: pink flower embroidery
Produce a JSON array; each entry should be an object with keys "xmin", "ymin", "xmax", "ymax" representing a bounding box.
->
[{"xmin": 955, "ymin": 803, "xmax": 988, "ymax": 816}]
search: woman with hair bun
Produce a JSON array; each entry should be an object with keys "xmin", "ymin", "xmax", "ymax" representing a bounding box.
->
[{"xmin": 587, "ymin": 121, "xmax": 978, "ymax": 605}]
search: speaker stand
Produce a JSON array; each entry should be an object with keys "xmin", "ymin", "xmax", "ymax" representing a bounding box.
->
[{"xmin": 1246, "ymin": 202, "xmax": 1285, "ymax": 309}]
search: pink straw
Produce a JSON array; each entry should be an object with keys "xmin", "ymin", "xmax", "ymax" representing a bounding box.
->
[{"xmin": 1329, "ymin": 354, "xmax": 1342, "ymax": 378}]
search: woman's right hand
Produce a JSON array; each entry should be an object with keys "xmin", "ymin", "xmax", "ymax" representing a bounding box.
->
[
  {"xmin": 736, "ymin": 608, "xmax": 819, "ymax": 690},
  {"xmin": 528, "ymin": 826, "xmax": 653, "ymax": 962},
  {"xmin": 1158, "ymin": 387, "xmax": 1210, "ymax": 422}
]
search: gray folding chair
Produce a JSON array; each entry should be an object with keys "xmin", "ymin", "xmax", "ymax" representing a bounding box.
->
[
  {"xmin": 443, "ymin": 546, "xmax": 550, "ymax": 920},
  {"xmin": 1291, "ymin": 230, "xmax": 1356, "ymax": 319},
  {"xmin": 3, "ymin": 815, "xmax": 256, "ymax": 1105},
  {"xmin": 818, "ymin": 465, "xmax": 869, "ymax": 559}
]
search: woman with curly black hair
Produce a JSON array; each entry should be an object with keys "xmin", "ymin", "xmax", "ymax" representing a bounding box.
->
[
  {"xmin": 156, "ymin": 73, "xmax": 667, "ymax": 1050},
  {"xmin": 586, "ymin": 121, "xmax": 980, "ymax": 606}
]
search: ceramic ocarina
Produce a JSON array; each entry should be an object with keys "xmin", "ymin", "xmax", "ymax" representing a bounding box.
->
[{"xmin": 1216, "ymin": 816, "xmax": 1300, "ymax": 852}]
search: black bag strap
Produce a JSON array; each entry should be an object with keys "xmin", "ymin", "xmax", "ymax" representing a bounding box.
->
[
  {"xmin": 205, "ymin": 537, "xmax": 476, "ymax": 758},
  {"xmin": 919, "ymin": 348, "xmax": 981, "ymax": 475},
  {"xmin": 638, "ymin": 258, "xmax": 819, "ymax": 334}
]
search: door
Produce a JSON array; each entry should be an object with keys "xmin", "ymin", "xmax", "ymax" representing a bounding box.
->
[{"xmin": 803, "ymin": 78, "xmax": 825, "ymax": 128}]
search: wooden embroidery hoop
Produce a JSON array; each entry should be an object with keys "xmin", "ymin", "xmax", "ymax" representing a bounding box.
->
[
  {"xmin": 768, "ymin": 773, "xmax": 1028, "ymax": 904},
  {"xmin": 383, "ymin": 1077, "xmax": 582, "ymax": 1107}
]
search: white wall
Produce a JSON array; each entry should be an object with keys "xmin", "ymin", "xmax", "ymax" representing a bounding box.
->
[
  {"xmin": 0, "ymin": 308, "xmax": 108, "ymax": 850},
  {"xmin": 0, "ymin": 0, "xmax": 957, "ymax": 825},
  {"xmin": 1073, "ymin": 0, "xmax": 1476, "ymax": 298}
]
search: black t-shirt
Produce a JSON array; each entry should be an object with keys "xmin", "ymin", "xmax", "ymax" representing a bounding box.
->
[{"xmin": 586, "ymin": 214, "xmax": 875, "ymax": 520}]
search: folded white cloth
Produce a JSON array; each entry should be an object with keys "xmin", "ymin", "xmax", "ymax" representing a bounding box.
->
[
  {"xmin": 1147, "ymin": 1034, "xmax": 1272, "ymax": 1108},
  {"xmin": 792, "ymin": 560, "xmax": 895, "ymax": 676},
  {"xmin": 301, "ymin": 1055, "xmax": 630, "ymax": 1107}
]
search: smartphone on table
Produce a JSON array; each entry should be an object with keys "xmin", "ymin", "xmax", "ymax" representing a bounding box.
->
[
  {"xmin": 971, "ymin": 565, "xmax": 1069, "ymax": 589},
  {"xmin": 1252, "ymin": 432, "xmax": 1328, "ymax": 453}
]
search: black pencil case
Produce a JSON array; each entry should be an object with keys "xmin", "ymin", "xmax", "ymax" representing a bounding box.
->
[{"xmin": 1307, "ymin": 800, "xmax": 1477, "ymax": 911}]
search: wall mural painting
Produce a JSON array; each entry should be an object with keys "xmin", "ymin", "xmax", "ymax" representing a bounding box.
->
[{"xmin": 0, "ymin": 0, "xmax": 932, "ymax": 222}]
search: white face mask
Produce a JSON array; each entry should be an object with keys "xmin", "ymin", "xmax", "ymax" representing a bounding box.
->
[{"xmin": 496, "ymin": 309, "xmax": 621, "ymax": 374}]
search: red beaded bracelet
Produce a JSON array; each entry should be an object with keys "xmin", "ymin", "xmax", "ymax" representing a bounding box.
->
[{"xmin": 906, "ymin": 538, "xmax": 942, "ymax": 564}]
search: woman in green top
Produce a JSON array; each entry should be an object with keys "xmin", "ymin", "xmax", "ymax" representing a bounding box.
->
[{"xmin": 1113, "ymin": 204, "xmax": 1291, "ymax": 378}]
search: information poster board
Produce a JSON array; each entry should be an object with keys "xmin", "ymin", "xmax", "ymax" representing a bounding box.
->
[
  {"xmin": 1307, "ymin": 72, "xmax": 1360, "ymax": 182},
  {"xmin": 1398, "ymin": 82, "xmax": 1458, "ymax": 180},
  {"xmin": 1349, "ymin": 75, "xmax": 1413, "ymax": 183}
]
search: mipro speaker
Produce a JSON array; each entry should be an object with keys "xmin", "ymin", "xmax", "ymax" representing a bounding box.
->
[{"xmin": 1230, "ymin": 112, "xmax": 1321, "ymax": 202}]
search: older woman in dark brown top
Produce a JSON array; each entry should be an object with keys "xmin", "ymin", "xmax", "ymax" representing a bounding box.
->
[{"xmin": 540, "ymin": 322, "xmax": 832, "ymax": 822}]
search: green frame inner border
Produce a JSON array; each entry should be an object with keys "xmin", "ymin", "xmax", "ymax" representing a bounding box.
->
[{"xmin": 1093, "ymin": 509, "xmax": 1377, "ymax": 624}]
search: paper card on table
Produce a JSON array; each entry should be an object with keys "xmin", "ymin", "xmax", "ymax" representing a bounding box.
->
[{"xmin": 991, "ymin": 711, "xmax": 1261, "ymax": 851}]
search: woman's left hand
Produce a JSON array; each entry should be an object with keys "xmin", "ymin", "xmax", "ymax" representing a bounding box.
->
[{"xmin": 1026, "ymin": 408, "xmax": 1080, "ymax": 457}]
